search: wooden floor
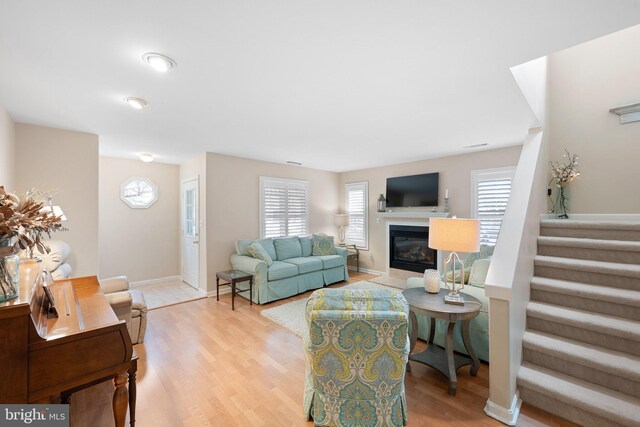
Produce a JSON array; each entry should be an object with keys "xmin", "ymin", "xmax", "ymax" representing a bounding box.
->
[{"xmin": 72, "ymin": 272, "xmax": 577, "ymax": 426}]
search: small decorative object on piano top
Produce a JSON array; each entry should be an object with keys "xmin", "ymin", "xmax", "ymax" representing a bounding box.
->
[
  {"xmin": 423, "ymin": 269, "xmax": 441, "ymax": 293},
  {"xmin": 0, "ymin": 237, "xmax": 19, "ymax": 302},
  {"xmin": 377, "ymin": 194, "xmax": 386, "ymax": 212},
  {"xmin": 0, "ymin": 186, "xmax": 67, "ymax": 302}
]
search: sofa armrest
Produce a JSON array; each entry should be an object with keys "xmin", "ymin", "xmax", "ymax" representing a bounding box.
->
[
  {"xmin": 106, "ymin": 290, "xmax": 133, "ymax": 309},
  {"xmin": 334, "ymin": 247, "xmax": 350, "ymax": 281},
  {"xmin": 230, "ymin": 254, "xmax": 266, "ymax": 274},
  {"xmin": 99, "ymin": 276, "xmax": 130, "ymax": 294}
]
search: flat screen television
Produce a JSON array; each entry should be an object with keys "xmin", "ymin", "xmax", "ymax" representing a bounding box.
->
[{"xmin": 386, "ymin": 172, "xmax": 439, "ymax": 208}]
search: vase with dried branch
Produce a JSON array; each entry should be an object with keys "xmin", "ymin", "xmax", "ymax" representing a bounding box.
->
[
  {"xmin": 0, "ymin": 187, "xmax": 66, "ymax": 302},
  {"xmin": 549, "ymin": 149, "xmax": 580, "ymax": 219}
]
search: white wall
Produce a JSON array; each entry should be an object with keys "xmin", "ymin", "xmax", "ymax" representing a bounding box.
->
[
  {"xmin": 15, "ymin": 123, "xmax": 99, "ymax": 277},
  {"xmin": 0, "ymin": 103, "xmax": 15, "ymax": 190},
  {"xmin": 205, "ymin": 153, "xmax": 339, "ymax": 292},
  {"xmin": 338, "ymin": 146, "xmax": 523, "ymax": 273},
  {"xmin": 99, "ymin": 156, "xmax": 180, "ymax": 282},
  {"xmin": 547, "ymin": 24, "xmax": 640, "ymax": 213}
]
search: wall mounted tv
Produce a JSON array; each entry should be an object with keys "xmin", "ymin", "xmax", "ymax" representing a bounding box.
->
[{"xmin": 386, "ymin": 172, "xmax": 439, "ymax": 208}]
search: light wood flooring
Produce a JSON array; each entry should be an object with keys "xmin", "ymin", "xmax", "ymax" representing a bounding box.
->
[{"xmin": 72, "ymin": 271, "xmax": 577, "ymax": 426}]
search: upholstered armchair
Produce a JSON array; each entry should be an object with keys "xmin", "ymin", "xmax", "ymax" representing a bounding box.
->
[
  {"xmin": 99, "ymin": 276, "xmax": 148, "ymax": 344},
  {"xmin": 304, "ymin": 288, "xmax": 410, "ymax": 427}
]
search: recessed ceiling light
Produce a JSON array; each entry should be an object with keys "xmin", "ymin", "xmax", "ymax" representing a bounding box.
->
[
  {"xmin": 124, "ymin": 97, "xmax": 149, "ymax": 110},
  {"xmin": 140, "ymin": 153, "xmax": 154, "ymax": 163},
  {"xmin": 286, "ymin": 161, "xmax": 302, "ymax": 166},
  {"xmin": 464, "ymin": 143, "xmax": 488, "ymax": 149},
  {"xmin": 142, "ymin": 52, "xmax": 177, "ymax": 73}
]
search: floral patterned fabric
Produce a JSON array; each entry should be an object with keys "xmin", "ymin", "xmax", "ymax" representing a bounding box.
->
[
  {"xmin": 312, "ymin": 233, "xmax": 337, "ymax": 256},
  {"xmin": 304, "ymin": 289, "xmax": 409, "ymax": 426},
  {"xmin": 247, "ymin": 242, "xmax": 273, "ymax": 266}
]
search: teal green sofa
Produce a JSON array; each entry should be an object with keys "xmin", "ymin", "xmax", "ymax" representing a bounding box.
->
[
  {"xmin": 304, "ymin": 288, "xmax": 409, "ymax": 426},
  {"xmin": 230, "ymin": 236, "xmax": 349, "ymax": 304}
]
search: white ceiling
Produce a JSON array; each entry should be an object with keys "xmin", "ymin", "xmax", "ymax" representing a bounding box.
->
[{"xmin": 0, "ymin": 1, "xmax": 639, "ymax": 171}]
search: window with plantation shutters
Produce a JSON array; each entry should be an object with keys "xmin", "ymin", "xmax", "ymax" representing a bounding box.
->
[
  {"xmin": 471, "ymin": 167, "xmax": 516, "ymax": 246},
  {"xmin": 260, "ymin": 177, "xmax": 309, "ymax": 239},
  {"xmin": 345, "ymin": 182, "xmax": 368, "ymax": 249}
]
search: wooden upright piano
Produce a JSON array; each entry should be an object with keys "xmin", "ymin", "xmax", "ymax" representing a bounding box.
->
[{"xmin": 0, "ymin": 262, "xmax": 134, "ymax": 427}]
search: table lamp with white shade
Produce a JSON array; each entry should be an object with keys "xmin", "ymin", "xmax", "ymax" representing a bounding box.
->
[
  {"xmin": 428, "ymin": 217, "xmax": 480, "ymax": 305},
  {"xmin": 40, "ymin": 196, "xmax": 67, "ymax": 221},
  {"xmin": 334, "ymin": 214, "xmax": 349, "ymax": 245}
]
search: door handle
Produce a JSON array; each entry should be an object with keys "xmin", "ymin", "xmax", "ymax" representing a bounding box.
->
[{"xmin": 193, "ymin": 240, "xmax": 199, "ymax": 244}]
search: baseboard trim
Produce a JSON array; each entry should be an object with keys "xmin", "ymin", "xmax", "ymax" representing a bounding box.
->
[
  {"xmin": 131, "ymin": 275, "xmax": 182, "ymax": 287},
  {"xmin": 207, "ymin": 288, "xmax": 231, "ymax": 297},
  {"xmin": 348, "ymin": 266, "xmax": 385, "ymax": 275},
  {"xmin": 484, "ymin": 391, "xmax": 522, "ymax": 426}
]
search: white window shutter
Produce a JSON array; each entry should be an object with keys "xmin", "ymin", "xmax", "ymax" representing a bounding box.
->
[
  {"xmin": 260, "ymin": 177, "xmax": 309, "ymax": 238},
  {"xmin": 345, "ymin": 182, "xmax": 368, "ymax": 249},
  {"xmin": 471, "ymin": 167, "xmax": 516, "ymax": 246}
]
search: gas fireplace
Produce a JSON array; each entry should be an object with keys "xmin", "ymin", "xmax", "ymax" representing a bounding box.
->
[{"xmin": 389, "ymin": 225, "xmax": 437, "ymax": 273}]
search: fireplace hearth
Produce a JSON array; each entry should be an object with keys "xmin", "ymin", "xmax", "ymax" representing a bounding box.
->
[{"xmin": 389, "ymin": 225, "xmax": 437, "ymax": 273}]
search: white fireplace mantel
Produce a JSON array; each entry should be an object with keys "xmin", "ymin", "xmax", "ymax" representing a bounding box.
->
[{"xmin": 377, "ymin": 211, "xmax": 450, "ymax": 220}]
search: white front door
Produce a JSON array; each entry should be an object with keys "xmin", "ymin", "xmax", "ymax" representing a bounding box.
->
[{"xmin": 181, "ymin": 178, "xmax": 199, "ymax": 288}]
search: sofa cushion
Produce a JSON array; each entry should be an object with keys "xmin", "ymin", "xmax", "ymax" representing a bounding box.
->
[
  {"xmin": 274, "ymin": 237, "xmax": 302, "ymax": 260},
  {"xmin": 312, "ymin": 233, "xmax": 336, "ymax": 256},
  {"xmin": 314, "ymin": 255, "xmax": 344, "ymax": 270},
  {"xmin": 255, "ymin": 239, "xmax": 277, "ymax": 260},
  {"xmin": 267, "ymin": 261, "xmax": 299, "ymax": 281},
  {"xmin": 468, "ymin": 258, "xmax": 491, "ymax": 288},
  {"xmin": 299, "ymin": 236, "xmax": 313, "ymax": 257},
  {"xmin": 236, "ymin": 239, "xmax": 253, "ymax": 256},
  {"xmin": 284, "ymin": 257, "xmax": 323, "ymax": 274},
  {"xmin": 248, "ymin": 242, "xmax": 274, "ymax": 266}
]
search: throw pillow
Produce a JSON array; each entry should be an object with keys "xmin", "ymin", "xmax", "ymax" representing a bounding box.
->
[
  {"xmin": 468, "ymin": 258, "xmax": 491, "ymax": 288},
  {"xmin": 444, "ymin": 267, "xmax": 470, "ymax": 284},
  {"xmin": 247, "ymin": 242, "xmax": 273, "ymax": 266},
  {"xmin": 312, "ymin": 233, "xmax": 336, "ymax": 256}
]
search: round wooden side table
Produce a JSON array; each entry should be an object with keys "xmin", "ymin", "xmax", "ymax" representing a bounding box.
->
[{"xmin": 402, "ymin": 287, "xmax": 482, "ymax": 396}]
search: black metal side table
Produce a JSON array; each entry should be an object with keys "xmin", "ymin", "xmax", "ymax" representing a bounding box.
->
[
  {"xmin": 216, "ymin": 269, "xmax": 253, "ymax": 310},
  {"xmin": 338, "ymin": 244, "xmax": 360, "ymax": 272}
]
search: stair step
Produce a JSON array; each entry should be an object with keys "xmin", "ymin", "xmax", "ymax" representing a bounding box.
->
[
  {"xmin": 522, "ymin": 330, "xmax": 640, "ymax": 398},
  {"xmin": 518, "ymin": 363, "xmax": 640, "ymax": 426},
  {"xmin": 538, "ymin": 236, "xmax": 640, "ymax": 264},
  {"xmin": 535, "ymin": 255, "xmax": 640, "ymax": 290},
  {"xmin": 530, "ymin": 276, "xmax": 640, "ymax": 320},
  {"xmin": 541, "ymin": 219, "xmax": 640, "ymax": 241},
  {"xmin": 526, "ymin": 301, "xmax": 640, "ymax": 356}
]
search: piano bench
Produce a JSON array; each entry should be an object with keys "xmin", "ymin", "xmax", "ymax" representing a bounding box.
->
[{"xmin": 129, "ymin": 289, "xmax": 148, "ymax": 344}]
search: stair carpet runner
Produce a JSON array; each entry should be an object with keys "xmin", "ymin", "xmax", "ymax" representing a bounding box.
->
[{"xmin": 517, "ymin": 219, "xmax": 640, "ymax": 427}]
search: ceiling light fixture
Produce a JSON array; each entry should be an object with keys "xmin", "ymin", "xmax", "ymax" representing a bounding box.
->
[
  {"xmin": 464, "ymin": 143, "xmax": 488, "ymax": 149},
  {"xmin": 140, "ymin": 153, "xmax": 154, "ymax": 163},
  {"xmin": 142, "ymin": 52, "xmax": 177, "ymax": 73},
  {"xmin": 286, "ymin": 161, "xmax": 302, "ymax": 166},
  {"xmin": 125, "ymin": 97, "xmax": 149, "ymax": 110}
]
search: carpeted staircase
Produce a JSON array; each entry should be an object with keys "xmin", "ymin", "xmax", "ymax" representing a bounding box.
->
[{"xmin": 517, "ymin": 218, "xmax": 640, "ymax": 427}]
